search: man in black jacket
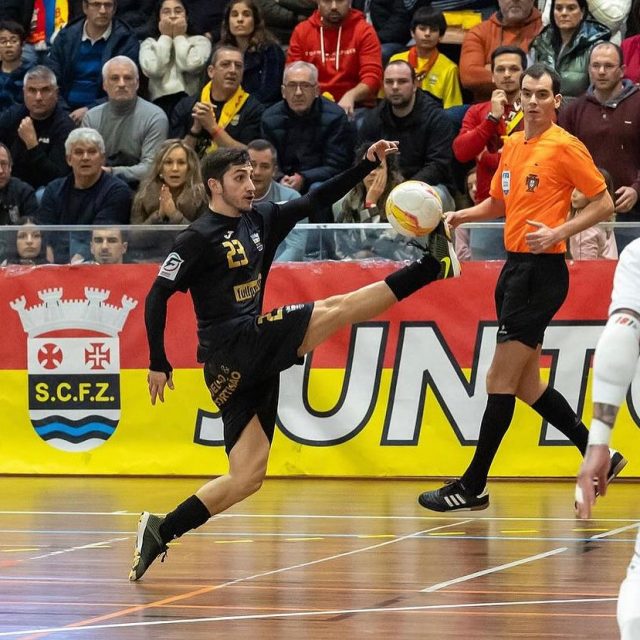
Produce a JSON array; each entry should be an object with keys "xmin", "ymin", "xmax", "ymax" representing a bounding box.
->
[
  {"xmin": 0, "ymin": 66, "xmax": 75, "ymax": 191},
  {"xmin": 359, "ymin": 59, "xmax": 455, "ymax": 211}
]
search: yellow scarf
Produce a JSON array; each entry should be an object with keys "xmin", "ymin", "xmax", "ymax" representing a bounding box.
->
[{"xmin": 199, "ymin": 82, "xmax": 249, "ymax": 154}]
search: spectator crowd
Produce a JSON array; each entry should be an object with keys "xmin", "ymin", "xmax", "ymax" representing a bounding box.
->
[{"xmin": 0, "ymin": 0, "xmax": 639, "ymax": 264}]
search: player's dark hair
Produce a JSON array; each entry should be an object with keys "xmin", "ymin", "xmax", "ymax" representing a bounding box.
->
[
  {"xmin": 491, "ymin": 45, "xmax": 527, "ymax": 71},
  {"xmin": 201, "ymin": 148, "xmax": 251, "ymax": 197},
  {"xmin": 521, "ymin": 63, "xmax": 562, "ymax": 95},
  {"xmin": 589, "ymin": 41, "xmax": 624, "ymax": 66},
  {"xmin": 410, "ymin": 8, "xmax": 447, "ymax": 36},
  {"xmin": 384, "ymin": 59, "xmax": 416, "ymax": 82}
]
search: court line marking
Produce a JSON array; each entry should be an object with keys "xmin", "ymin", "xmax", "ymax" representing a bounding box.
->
[
  {"xmin": 0, "ymin": 596, "xmax": 617, "ymax": 637},
  {"xmin": 16, "ymin": 519, "xmax": 472, "ymax": 638},
  {"xmin": 421, "ymin": 547, "xmax": 569, "ymax": 593},
  {"xmin": 590, "ymin": 522, "xmax": 640, "ymax": 540},
  {"xmin": 26, "ymin": 538, "xmax": 128, "ymax": 562}
]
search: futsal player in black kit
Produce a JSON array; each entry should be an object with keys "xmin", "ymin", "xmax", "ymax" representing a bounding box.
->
[{"xmin": 129, "ymin": 139, "xmax": 461, "ymax": 581}]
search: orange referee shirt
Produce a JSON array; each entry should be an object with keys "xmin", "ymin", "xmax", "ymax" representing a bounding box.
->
[{"xmin": 489, "ymin": 123, "xmax": 606, "ymax": 253}]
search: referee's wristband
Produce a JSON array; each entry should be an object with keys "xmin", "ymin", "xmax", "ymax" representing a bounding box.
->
[{"xmin": 588, "ymin": 419, "xmax": 613, "ymax": 446}]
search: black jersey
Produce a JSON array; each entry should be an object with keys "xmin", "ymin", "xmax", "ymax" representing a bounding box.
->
[{"xmin": 145, "ymin": 156, "xmax": 378, "ymax": 372}]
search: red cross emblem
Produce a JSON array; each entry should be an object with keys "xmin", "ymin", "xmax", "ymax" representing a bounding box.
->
[
  {"xmin": 85, "ymin": 343, "xmax": 111, "ymax": 370},
  {"xmin": 37, "ymin": 343, "xmax": 63, "ymax": 370}
]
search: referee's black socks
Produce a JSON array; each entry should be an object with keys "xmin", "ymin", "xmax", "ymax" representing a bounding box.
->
[
  {"xmin": 159, "ymin": 495, "xmax": 211, "ymax": 542},
  {"xmin": 384, "ymin": 254, "xmax": 441, "ymax": 301}
]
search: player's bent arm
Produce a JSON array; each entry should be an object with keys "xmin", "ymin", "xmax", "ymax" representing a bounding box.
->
[
  {"xmin": 448, "ymin": 197, "xmax": 505, "ymax": 227},
  {"xmin": 555, "ymin": 188, "xmax": 614, "ymax": 242}
]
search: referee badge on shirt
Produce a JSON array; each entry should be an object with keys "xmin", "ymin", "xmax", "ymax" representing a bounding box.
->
[
  {"xmin": 525, "ymin": 174, "xmax": 540, "ymax": 192},
  {"xmin": 502, "ymin": 170, "xmax": 511, "ymax": 195}
]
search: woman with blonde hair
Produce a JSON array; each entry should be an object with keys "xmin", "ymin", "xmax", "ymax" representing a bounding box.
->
[{"xmin": 131, "ymin": 139, "xmax": 207, "ymax": 225}]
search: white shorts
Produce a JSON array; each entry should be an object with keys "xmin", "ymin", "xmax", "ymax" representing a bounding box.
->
[{"xmin": 610, "ymin": 238, "xmax": 640, "ymax": 316}]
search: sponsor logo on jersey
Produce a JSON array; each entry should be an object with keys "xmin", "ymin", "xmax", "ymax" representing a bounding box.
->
[
  {"xmin": 233, "ymin": 275, "xmax": 262, "ymax": 302},
  {"xmin": 250, "ymin": 232, "xmax": 263, "ymax": 252},
  {"xmin": 158, "ymin": 252, "xmax": 184, "ymax": 281},
  {"xmin": 224, "ymin": 230, "xmax": 234, "ymax": 239},
  {"xmin": 502, "ymin": 170, "xmax": 510, "ymax": 195}
]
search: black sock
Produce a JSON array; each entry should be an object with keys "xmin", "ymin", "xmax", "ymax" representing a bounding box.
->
[
  {"xmin": 530, "ymin": 386, "xmax": 588, "ymax": 455},
  {"xmin": 384, "ymin": 255, "xmax": 440, "ymax": 301},
  {"xmin": 461, "ymin": 393, "xmax": 516, "ymax": 494},
  {"xmin": 159, "ymin": 495, "xmax": 211, "ymax": 543}
]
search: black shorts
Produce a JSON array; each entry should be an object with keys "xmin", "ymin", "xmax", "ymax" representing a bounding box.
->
[
  {"xmin": 495, "ymin": 252, "xmax": 569, "ymax": 348},
  {"xmin": 203, "ymin": 302, "xmax": 314, "ymax": 454}
]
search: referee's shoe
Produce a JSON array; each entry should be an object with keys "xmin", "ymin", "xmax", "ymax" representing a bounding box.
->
[
  {"xmin": 426, "ymin": 216, "xmax": 461, "ymax": 280},
  {"xmin": 129, "ymin": 512, "xmax": 168, "ymax": 581},
  {"xmin": 418, "ymin": 479, "xmax": 489, "ymax": 512}
]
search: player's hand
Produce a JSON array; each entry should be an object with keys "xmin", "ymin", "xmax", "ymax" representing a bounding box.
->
[
  {"xmin": 575, "ymin": 444, "xmax": 611, "ymax": 518},
  {"xmin": 614, "ymin": 186, "xmax": 639, "ymax": 214},
  {"xmin": 525, "ymin": 220, "xmax": 559, "ymax": 253},
  {"xmin": 148, "ymin": 370, "xmax": 174, "ymax": 405},
  {"xmin": 366, "ymin": 140, "xmax": 398, "ymax": 163},
  {"xmin": 490, "ymin": 89, "xmax": 507, "ymax": 120}
]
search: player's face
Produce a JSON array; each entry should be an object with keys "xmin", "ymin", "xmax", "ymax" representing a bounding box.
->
[
  {"xmin": 218, "ymin": 163, "xmax": 255, "ymax": 212},
  {"xmin": 161, "ymin": 146, "xmax": 189, "ymax": 189},
  {"xmin": 229, "ymin": 2, "xmax": 255, "ymax": 38},
  {"xmin": 412, "ymin": 24, "xmax": 440, "ymax": 52},
  {"xmin": 383, "ymin": 64, "xmax": 416, "ymax": 108},
  {"xmin": 16, "ymin": 224, "xmax": 42, "ymax": 259},
  {"xmin": 317, "ymin": 0, "xmax": 350, "ymax": 25},
  {"xmin": 492, "ymin": 53, "xmax": 524, "ymax": 95},
  {"xmin": 248, "ymin": 148, "xmax": 275, "ymax": 198},
  {"xmin": 90, "ymin": 229, "xmax": 127, "ymax": 263},
  {"xmin": 282, "ymin": 67, "xmax": 318, "ymax": 115},
  {"xmin": 520, "ymin": 73, "xmax": 561, "ymax": 127},
  {"xmin": 589, "ymin": 46, "xmax": 624, "ymax": 93},
  {"xmin": 553, "ymin": 0, "xmax": 583, "ymax": 32}
]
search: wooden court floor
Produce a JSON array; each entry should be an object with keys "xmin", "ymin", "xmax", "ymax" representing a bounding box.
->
[{"xmin": 0, "ymin": 476, "xmax": 638, "ymax": 639}]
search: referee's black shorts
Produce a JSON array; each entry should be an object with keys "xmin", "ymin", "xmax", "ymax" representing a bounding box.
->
[
  {"xmin": 495, "ymin": 252, "xmax": 569, "ymax": 348},
  {"xmin": 203, "ymin": 302, "xmax": 314, "ymax": 454}
]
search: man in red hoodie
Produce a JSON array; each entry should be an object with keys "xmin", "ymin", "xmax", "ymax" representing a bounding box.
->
[{"xmin": 286, "ymin": 0, "xmax": 382, "ymax": 118}]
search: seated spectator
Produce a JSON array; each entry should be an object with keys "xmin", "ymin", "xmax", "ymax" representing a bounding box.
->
[
  {"xmin": 460, "ymin": 0, "xmax": 542, "ymax": 102},
  {"xmin": 0, "ymin": 21, "xmax": 31, "ymax": 109},
  {"xmin": 332, "ymin": 145, "xmax": 417, "ymax": 260},
  {"xmin": 247, "ymin": 138, "xmax": 304, "ymax": 261},
  {"xmin": 390, "ymin": 8, "xmax": 463, "ymax": 109},
  {"xmin": 0, "ymin": 143, "xmax": 38, "ymax": 224},
  {"xmin": 219, "ymin": 0, "xmax": 285, "ymax": 106},
  {"xmin": 0, "ymin": 66, "xmax": 75, "ymax": 191},
  {"xmin": 90, "ymin": 227, "xmax": 128, "ymax": 263},
  {"xmin": 622, "ymin": 32, "xmax": 640, "ymax": 82},
  {"xmin": 171, "ymin": 45, "xmax": 265, "ymax": 157},
  {"xmin": 453, "ymin": 45, "xmax": 526, "ymax": 258},
  {"xmin": 261, "ymin": 61, "xmax": 354, "ymax": 219},
  {"xmin": 1, "ymin": 216, "xmax": 49, "ymax": 265},
  {"xmin": 131, "ymin": 138, "xmax": 207, "ymax": 224},
  {"xmin": 255, "ymin": 0, "xmax": 315, "ymax": 45},
  {"xmin": 139, "ymin": 0, "xmax": 211, "ymax": 116},
  {"xmin": 287, "ymin": 0, "xmax": 382, "ymax": 117},
  {"xmin": 82, "ymin": 56, "xmax": 168, "ymax": 187},
  {"xmin": 37, "ymin": 127, "xmax": 132, "ymax": 263},
  {"xmin": 46, "ymin": 0, "xmax": 140, "ymax": 124},
  {"xmin": 538, "ymin": 0, "xmax": 630, "ymax": 44},
  {"xmin": 359, "ymin": 60, "xmax": 455, "ymax": 211},
  {"xmin": 529, "ymin": 0, "xmax": 610, "ymax": 100},
  {"xmin": 568, "ymin": 167, "xmax": 617, "ymax": 259}
]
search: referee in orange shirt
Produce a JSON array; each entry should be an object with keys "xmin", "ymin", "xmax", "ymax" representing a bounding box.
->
[{"xmin": 418, "ymin": 63, "xmax": 626, "ymax": 512}]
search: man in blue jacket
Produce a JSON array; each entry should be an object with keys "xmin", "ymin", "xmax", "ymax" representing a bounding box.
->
[{"xmin": 46, "ymin": 0, "xmax": 139, "ymax": 124}]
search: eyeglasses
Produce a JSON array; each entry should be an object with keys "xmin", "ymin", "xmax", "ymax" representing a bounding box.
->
[
  {"xmin": 283, "ymin": 82, "xmax": 316, "ymax": 91},
  {"xmin": 0, "ymin": 37, "xmax": 21, "ymax": 46},
  {"xmin": 85, "ymin": 1, "xmax": 115, "ymax": 9}
]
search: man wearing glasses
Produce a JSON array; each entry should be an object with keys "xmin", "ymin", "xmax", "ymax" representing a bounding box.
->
[
  {"xmin": 46, "ymin": 0, "xmax": 139, "ymax": 124},
  {"xmin": 560, "ymin": 42, "xmax": 640, "ymax": 253},
  {"xmin": 261, "ymin": 61, "xmax": 353, "ymax": 202}
]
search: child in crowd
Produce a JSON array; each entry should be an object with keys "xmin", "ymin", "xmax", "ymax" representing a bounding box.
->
[
  {"xmin": 389, "ymin": 8, "xmax": 462, "ymax": 109},
  {"xmin": 568, "ymin": 168, "xmax": 617, "ymax": 260},
  {"xmin": 0, "ymin": 21, "xmax": 31, "ymax": 110}
]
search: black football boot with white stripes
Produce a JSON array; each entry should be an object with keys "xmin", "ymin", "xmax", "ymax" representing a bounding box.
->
[{"xmin": 418, "ymin": 479, "xmax": 489, "ymax": 512}]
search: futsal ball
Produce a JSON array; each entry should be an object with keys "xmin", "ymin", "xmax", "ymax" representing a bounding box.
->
[{"xmin": 385, "ymin": 180, "xmax": 443, "ymax": 237}]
